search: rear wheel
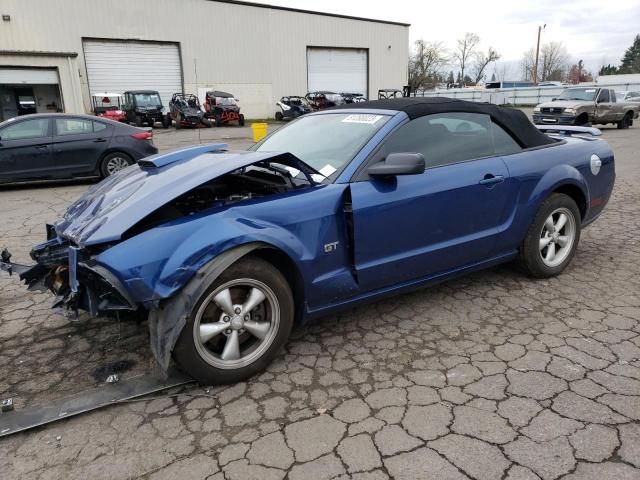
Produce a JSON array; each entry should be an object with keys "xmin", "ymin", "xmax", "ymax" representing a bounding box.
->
[
  {"xmin": 175, "ymin": 113, "xmax": 182, "ymax": 129},
  {"xmin": 275, "ymin": 111, "xmax": 283, "ymax": 121},
  {"xmin": 238, "ymin": 114, "xmax": 245, "ymax": 126},
  {"xmin": 617, "ymin": 112, "xmax": 632, "ymax": 129},
  {"xmin": 214, "ymin": 113, "xmax": 222, "ymax": 127},
  {"xmin": 517, "ymin": 193, "xmax": 581, "ymax": 278},
  {"xmin": 163, "ymin": 114, "xmax": 171, "ymax": 129},
  {"xmin": 100, "ymin": 152, "xmax": 133, "ymax": 178},
  {"xmin": 172, "ymin": 257, "xmax": 294, "ymax": 384},
  {"xmin": 134, "ymin": 115, "xmax": 143, "ymax": 127}
]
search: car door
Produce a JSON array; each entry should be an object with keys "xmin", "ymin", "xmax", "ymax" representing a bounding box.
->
[
  {"xmin": 349, "ymin": 112, "xmax": 515, "ymax": 292},
  {"xmin": 0, "ymin": 117, "xmax": 52, "ymax": 181},
  {"xmin": 596, "ymin": 89, "xmax": 615, "ymax": 121},
  {"xmin": 51, "ymin": 117, "xmax": 112, "ymax": 175}
]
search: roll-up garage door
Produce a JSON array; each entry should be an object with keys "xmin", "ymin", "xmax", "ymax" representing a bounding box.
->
[
  {"xmin": 83, "ymin": 40, "xmax": 182, "ymax": 108},
  {"xmin": 307, "ymin": 48, "xmax": 368, "ymax": 97}
]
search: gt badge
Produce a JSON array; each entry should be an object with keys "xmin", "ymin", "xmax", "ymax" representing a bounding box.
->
[
  {"xmin": 324, "ymin": 241, "xmax": 339, "ymax": 253},
  {"xmin": 590, "ymin": 154, "xmax": 602, "ymax": 175}
]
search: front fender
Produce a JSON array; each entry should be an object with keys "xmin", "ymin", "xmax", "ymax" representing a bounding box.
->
[{"xmin": 95, "ymin": 212, "xmax": 307, "ymax": 305}]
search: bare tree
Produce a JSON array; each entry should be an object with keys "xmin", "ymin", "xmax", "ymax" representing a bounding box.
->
[
  {"xmin": 408, "ymin": 40, "xmax": 448, "ymax": 90},
  {"xmin": 471, "ymin": 47, "xmax": 500, "ymax": 84},
  {"xmin": 521, "ymin": 41, "xmax": 569, "ymax": 82},
  {"xmin": 452, "ymin": 32, "xmax": 480, "ymax": 86}
]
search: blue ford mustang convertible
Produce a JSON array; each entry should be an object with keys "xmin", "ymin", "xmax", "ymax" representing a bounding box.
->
[{"xmin": 1, "ymin": 98, "xmax": 615, "ymax": 383}]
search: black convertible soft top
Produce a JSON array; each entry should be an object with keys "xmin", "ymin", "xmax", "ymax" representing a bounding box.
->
[{"xmin": 332, "ymin": 97, "xmax": 555, "ymax": 148}]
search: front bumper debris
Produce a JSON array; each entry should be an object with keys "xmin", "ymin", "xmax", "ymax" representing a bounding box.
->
[{"xmin": 1, "ymin": 242, "xmax": 136, "ymax": 316}]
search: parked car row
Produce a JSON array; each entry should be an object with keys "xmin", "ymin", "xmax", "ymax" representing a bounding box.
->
[{"xmin": 91, "ymin": 90, "xmax": 245, "ymax": 129}]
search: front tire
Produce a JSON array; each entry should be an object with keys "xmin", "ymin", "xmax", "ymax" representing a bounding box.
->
[
  {"xmin": 238, "ymin": 114, "xmax": 245, "ymax": 126},
  {"xmin": 517, "ymin": 193, "xmax": 581, "ymax": 278},
  {"xmin": 617, "ymin": 113, "xmax": 632, "ymax": 129},
  {"xmin": 173, "ymin": 257, "xmax": 294, "ymax": 384}
]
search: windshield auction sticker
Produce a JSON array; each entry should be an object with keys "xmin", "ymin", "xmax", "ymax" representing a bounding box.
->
[{"xmin": 342, "ymin": 114, "xmax": 383, "ymax": 124}]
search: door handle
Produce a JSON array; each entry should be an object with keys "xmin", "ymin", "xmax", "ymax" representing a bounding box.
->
[
  {"xmin": 93, "ymin": 138, "xmax": 107, "ymax": 143},
  {"xmin": 479, "ymin": 174, "xmax": 504, "ymax": 185}
]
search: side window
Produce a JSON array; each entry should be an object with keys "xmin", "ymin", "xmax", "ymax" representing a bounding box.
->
[
  {"xmin": 93, "ymin": 121, "xmax": 108, "ymax": 133},
  {"xmin": 598, "ymin": 89, "xmax": 610, "ymax": 103},
  {"xmin": 0, "ymin": 118, "xmax": 49, "ymax": 140},
  {"xmin": 382, "ymin": 112, "xmax": 494, "ymax": 168},
  {"xmin": 491, "ymin": 122, "xmax": 522, "ymax": 156},
  {"xmin": 55, "ymin": 118, "xmax": 93, "ymax": 136}
]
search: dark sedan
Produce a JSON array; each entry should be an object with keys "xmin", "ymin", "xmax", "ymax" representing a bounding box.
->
[{"xmin": 0, "ymin": 113, "xmax": 158, "ymax": 184}]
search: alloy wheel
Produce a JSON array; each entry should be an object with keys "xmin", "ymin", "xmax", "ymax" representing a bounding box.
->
[
  {"xmin": 539, "ymin": 207, "xmax": 576, "ymax": 268},
  {"xmin": 193, "ymin": 278, "xmax": 280, "ymax": 370}
]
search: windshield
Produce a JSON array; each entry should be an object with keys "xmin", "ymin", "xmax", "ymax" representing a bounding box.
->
[
  {"xmin": 217, "ymin": 97, "xmax": 237, "ymax": 106},
  {"xmin": 253, "ymin": 113, "xmax": 390, "ymax": 180},
  {"xmin": 134, "ymin": 93, "xmax": 162, "ymax": 107},
  {"xmin": 557, "ymin": 88, "xmax": 597, "ymax": 101}
]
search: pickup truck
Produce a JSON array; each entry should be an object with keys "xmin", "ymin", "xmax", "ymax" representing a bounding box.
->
[{"xmin": 533, "ymin": 87, "xmax": 639, "ymax": 129}]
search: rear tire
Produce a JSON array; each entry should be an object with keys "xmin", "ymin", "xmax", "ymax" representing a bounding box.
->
[
  {"xmin": 275, "ymin": 111, "xmax": 283, "ymax": 121},
  {"xmin": 163, "ymin": 114, "xmax": 171, "ymax": 129},
  {"xmin": 175, "ymin": 113, "xmax": 182, "ymax": 129},
  {"xmin": 134, "ymin": 115, "xmax": 143, "ymax": 127},
  {"xmin": 617, "ymin": 113, "xmax": 632, "ymax": 129},
  {"xmin": 100, "ymin": 152, "xmax": 133, "ymax": 178},
  {"xmin": 517, "ymin": 193, "xmax": 581, "ymax": 278},
  {"xmin": 238, "ymin": 114, "xmax": 245, "ymax": 126},
  {"xmin": 172, "ymin": 257, "xmax": 294, "ymax": 384},
  {"xmin": 214, "ymin": 113, "xmax": 222, "ymax": 127}
]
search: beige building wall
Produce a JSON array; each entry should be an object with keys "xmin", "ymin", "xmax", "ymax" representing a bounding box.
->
[{"xmin": 0, "ymin": 0, "xmax": 408, "ymax": 118}]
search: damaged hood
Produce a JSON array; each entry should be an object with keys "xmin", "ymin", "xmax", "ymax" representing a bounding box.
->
[{"xmin": 56, "ymin": 144, "xmax": 310, "ymax": 247}]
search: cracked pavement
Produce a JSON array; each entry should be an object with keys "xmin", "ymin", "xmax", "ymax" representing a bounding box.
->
[{"xmin": 1, "ymin": 122, "xmax": 640, "ymax": 479}]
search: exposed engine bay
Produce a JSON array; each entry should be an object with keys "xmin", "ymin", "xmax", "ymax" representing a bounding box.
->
[{"xmin": 126, "ymin": 160, "xmax": 313, "ymax": 237}]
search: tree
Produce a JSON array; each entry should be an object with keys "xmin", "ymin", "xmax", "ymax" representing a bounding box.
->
[
  {"xmin": 567, "ymin": 60, "xmax": 593, "ymax": 84},
  {"xmin": 408, "ymin": 40, "xmax": 448, "ymax": 90},
  {"xmin": 490, "ymin": 72, "xmax": 496, "ymax": 82},
  {"xmin": 619, "ymin": 34, "xmax": 640, "ymax": 74},
  {"xmin": 599, "ymin": 64, "xmax": 618, "ymax": 76},
  {"xmin": 521, "ymin": 41, "xmax": 568, "ymax": 82},
  {"xmin": 447, "ymin": 70, "xmax": 455, "ymax": 85},
  {"xmin": 471, "ymin": 47, "xmax": 500, "ymax": 84},
  {"xmin": 456, "ymin": 71, "xmax": 462, "ymax": 85},
  {"xmin": 453, "ymin": 32, "xmax": 480, "ymax": 86}
]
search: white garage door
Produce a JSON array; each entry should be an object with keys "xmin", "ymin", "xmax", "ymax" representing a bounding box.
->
[
  {"xmin": 307, "ymin": 48, "xmax": 368, "ymax": 97},
  {"xmin": 83, "ymin": 40, "xmax": 182, "ymax": 108},
  {"xmin": 0, "ymin": 68, "xmax": 59, "ymax": 85}
]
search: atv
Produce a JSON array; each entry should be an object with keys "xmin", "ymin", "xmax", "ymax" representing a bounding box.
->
[
  {"xmin": 340, "ymin": 92, "xmax": 367, "ymax": 103},
  {"xmin": 275, "ymin": 96, "xmax": 312, "ymax": 121},
  {"xmin": 167, "ymin": 93, "xmax": 212, "ymax": 129},
  {"xmin": 91, "ymin": 93, "xmax": 126, "ymax": 122},
  {"xmin": 305, "ymin": 91, "xmax": 345, "ymax": 111},
  {"xmin": 122, "ymin": 90, "xmax": 170, "ymax": 128},
  {"xmin": 204, "ymin": 91, "xmax": 245, "ymax": 126}
]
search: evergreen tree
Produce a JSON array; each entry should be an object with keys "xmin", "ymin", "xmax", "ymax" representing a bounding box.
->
[
  {"xmin": 599, "ymin": 64, "xmax": 618, "ymax": 76},
  {"xmin": 490, "ymin": 72, "xmax": 496, "ymax": 82},
  {"xmin": 619, "ymin": 34, "xmax": 640, "ymax": 74},
  {"xmin": 456, "ymin": 71, "xmax": 462, "ymax": 85},
  {"xmin": 447, "ymin": 71, "xmax": 455, "ymax": 84}
]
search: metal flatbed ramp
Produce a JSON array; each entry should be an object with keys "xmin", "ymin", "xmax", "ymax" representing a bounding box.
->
[{"xmin": 0, "ymin": 368, "xmax": 194, "ymax": 437}]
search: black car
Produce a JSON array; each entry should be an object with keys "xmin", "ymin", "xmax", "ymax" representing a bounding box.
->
[
  {"xmin": 122, "ymin": 90, "xmax": 170, "ymax": 128},
  {"xmin": 0, "ymin": 113, "xmax": 158, "ymax": 184}
]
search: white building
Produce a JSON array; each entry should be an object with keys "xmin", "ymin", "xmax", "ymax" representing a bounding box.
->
[{"xmin": 0, "ymin": 0, "xmax": 409, "ymax": 121}]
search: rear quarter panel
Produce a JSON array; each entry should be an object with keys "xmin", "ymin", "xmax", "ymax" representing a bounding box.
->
[{"xmin": 495, "ymin": 136, "xmax": 614, "ymax": 254}]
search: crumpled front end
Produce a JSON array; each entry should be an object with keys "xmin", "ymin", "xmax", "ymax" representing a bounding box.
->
[{"xmin": 2, "ymin": 229, "xmax": 136, "ymax": 318}]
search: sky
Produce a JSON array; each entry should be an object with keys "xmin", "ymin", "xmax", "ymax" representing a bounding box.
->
[{"xmin": 251, "ymin": 0, "xmax": 640, "ymax": 79}]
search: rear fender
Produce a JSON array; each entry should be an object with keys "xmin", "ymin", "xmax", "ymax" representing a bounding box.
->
[{"xmin": 502, "ymin": 164, "xmax": 589, "ymax": 249}]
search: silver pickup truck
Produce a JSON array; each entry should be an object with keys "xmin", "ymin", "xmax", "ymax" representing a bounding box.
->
[{"xmin": 533, "ymin": 87, "xmax": 639, "ymax": 129}]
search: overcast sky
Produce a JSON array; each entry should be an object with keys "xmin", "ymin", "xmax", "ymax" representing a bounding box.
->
[{"xmin": 253, "ymin": 0, "xmax": 640, "ymax": 78}]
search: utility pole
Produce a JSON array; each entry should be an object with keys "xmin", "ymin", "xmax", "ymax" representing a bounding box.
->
[{"xmin": 533, "ymin": 24, "xmax": 546, "ymax": 84}]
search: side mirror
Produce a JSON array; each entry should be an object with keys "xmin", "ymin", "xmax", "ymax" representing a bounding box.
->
[{"xmin": 368, "ymin": 152, "xmax": 425, "ymax": 177}]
